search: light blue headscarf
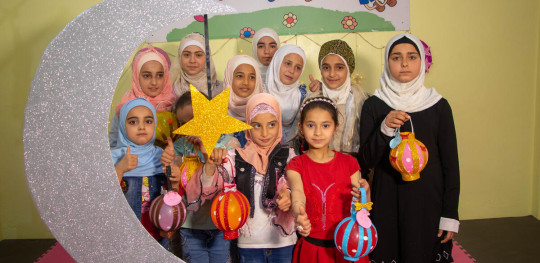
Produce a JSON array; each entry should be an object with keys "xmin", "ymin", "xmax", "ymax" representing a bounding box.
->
[{"xmin": 111, "ymin": 98, "xmax": 163, "ymax": 177}]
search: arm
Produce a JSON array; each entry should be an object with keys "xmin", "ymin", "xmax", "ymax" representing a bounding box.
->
[
  {"xmin": 357, "ymin": 99, "xmax": 409, "ymax": 172},
  {"xmin": 114, "ymin": 146, "xmax": 137, "ymax": 184},
  {"xmin": 287, "ymin": 169, "xmax": 311, "ymax": 236},
  {"xmin": 437, "ymin": 100, "xmax": 461, "ymax": 242}
]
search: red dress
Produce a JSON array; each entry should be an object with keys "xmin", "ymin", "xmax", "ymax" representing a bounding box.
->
[{"xmin": 286, "ymin": 151, "xmax": 368, "ymax": 263}]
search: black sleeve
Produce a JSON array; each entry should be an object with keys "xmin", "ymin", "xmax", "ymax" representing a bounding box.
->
[
  {"xmin": 357, "ymin": 98, "xmax": 392, "ymax": 172},
  {"xmin": 438, "ymin": 100, "xmax": 460, "ymax": 220}
]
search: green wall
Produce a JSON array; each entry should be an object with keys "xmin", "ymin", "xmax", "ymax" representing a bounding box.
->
[{"xmin": 1, "ymin": 0, "xmax": 540, "ymax": 240}]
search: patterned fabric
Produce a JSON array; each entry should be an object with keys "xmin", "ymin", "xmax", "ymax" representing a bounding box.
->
[{"xmin": 318, "ymin": 39, "xmax": 355, "ymax": 74}]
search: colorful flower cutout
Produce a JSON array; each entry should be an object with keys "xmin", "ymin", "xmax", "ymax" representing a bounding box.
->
[
  {"xmin": 342, "ymin": 16, "xmax": 358, "ymax": 30},
  {"xmin": 283, "ymin": 12, "xmax": 298, "ymax": 28},
  {"xmin": 240, "ymin": 27, "xmax": 255, "ymax": 38}
]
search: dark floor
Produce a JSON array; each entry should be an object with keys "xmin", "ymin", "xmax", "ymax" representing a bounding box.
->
[{"xmin": 1, "ymin": 216, "xmax": 538, "ymax": 262}]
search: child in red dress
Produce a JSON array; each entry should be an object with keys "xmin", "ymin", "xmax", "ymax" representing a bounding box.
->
[{"xmin": 286, "ymin": 97, "xmax": 371, "ymax": 263}]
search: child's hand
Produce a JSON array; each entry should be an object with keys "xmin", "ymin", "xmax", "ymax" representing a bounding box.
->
[
  {"xmin": 276, "ymin": 188, "xmax": 292, "ymax": 212},
  {"xmin": 206, "ymin": 148, "xmax": 227, "ymax": 166},
  {"xmin": 119, "ymin": 146, "xmax": 138, "ymax": 172},
  {"xmin": 438, "ymin": 230, "xmax": 455, "ymax": 244},
  {"xmin": 308, "ymin": 74, "xmax": 321, "ymax": 92},
  {"xmin": 385, "ymin": 110, "xmax": 410, "ymax": 129},
  {"xmin": 161, "ymin": 137, "xmax": 175, "ymax": 166},
  {"xmin": 351, "ymin": 178, "xmax": 371, "ymax": 202},
  {"xmin": 295, "ymin": 206, "xmax": 311, "ymax": 237},
  {"xmin": 186, "ymin": 136, "xmax": 204, "ymax": 153},
  {"xmin": 202, "ymin": 147, "xmax": 227, "ymax": 177}
]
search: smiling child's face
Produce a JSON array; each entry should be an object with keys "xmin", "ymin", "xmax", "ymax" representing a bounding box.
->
[
  {"xmin": 279, "ymin": 53, "xmax": 303, "ymax": 85},
  {"xmin": 139, "ymin": 60, "xmax": 165, "ymax": 98}
]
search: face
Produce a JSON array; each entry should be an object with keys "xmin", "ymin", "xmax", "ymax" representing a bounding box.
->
[
  {"xmin": 388, "ymin": 43, "xmax": 421, "ymax": 83},
  {"xmin": 250, "ymin": 113, "xmax": 279, "ymax": 148},
  {"xmin": 321, "ymin": 54, "xmax": 348, "ymax": 90},
  {"xmin": 257, "ymin": 36, "xmax": 278, "ymax": 66},
  {"xmin": 181, "ymin": 45, "xmax": 206, "ymax": 75},
  {"xmin": 125, "ymin": 106, "xmax": 155, "ymax": 145},
  {"xmin": 299, "ymin": 107, "xmax": 337, "ymax": 150},
  {"xmin": 232, "ymin": 64, "xmax": 257, "ymax": 98},
  {"xmin": 175, "ymin": 104, "xmax": 194, "ymax": 127},
  {"xmin": 138, "ymin": 60, "xmax": 165, "ymax": 98},
  {"xmin": 279, "ymin": 53, "xmax": 304, "ymax": 85}
]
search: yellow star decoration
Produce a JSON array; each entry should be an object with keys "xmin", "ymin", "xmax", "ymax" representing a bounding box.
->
[{"xmin": 173, "ymin": 85, "xmax": 252, "ymax": 157}]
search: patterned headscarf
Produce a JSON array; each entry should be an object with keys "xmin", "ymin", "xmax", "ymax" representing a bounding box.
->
[{"xmin": 237, "ymin": 93, "xmax": 282, "ymax": 174}]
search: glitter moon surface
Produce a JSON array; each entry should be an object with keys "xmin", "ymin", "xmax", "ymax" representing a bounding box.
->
[{"xmin": 23, "ymin": 0, "xmax": 234, "ymax": 262}]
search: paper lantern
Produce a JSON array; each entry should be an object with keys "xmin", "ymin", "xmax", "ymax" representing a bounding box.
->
[
  {"xmin": 389, "ymin": 131, "xmax": 428, "ymax": 181},
  {"xmin": 334, "ymin": 188, "xmax": 377, "ymax": 261},
  {"xmin": 154, "ymin": 111, "xmax": 179, "ymax": 148},
  {"xmin": 149, "ymin": 191, "xmax": 187, "ymax": 233},
  {"xmin": 211, "ymin": 183, "xmax": 250, "ymax": 240}
]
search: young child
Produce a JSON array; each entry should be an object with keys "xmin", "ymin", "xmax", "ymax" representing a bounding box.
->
[
  {"xmin": 286, "ymin": 97, "xmax": 370, "ymax": 263},
  {"xmin": 163, "ymin": 91, "xmax": 239, "ymax": 263},
  {"xmin": 266, "ymin": 45, "xmax": 307, "ymax": 144},
  {"xmin": 170, "ymin": 33, "xmax": 223, "ymax": 98},
  {"xmin": 109, "ymin": 46, "xmax": 176, "ymax": 148},
  {"xmin": 224, "ymin": 54, "xmax": 266, "ymax": 147},
  {"xmin": 197, "ymin": 93, "xmax": 297, "ymax": 263},
  {"xmin": 357, "ymin": 33, "xmax": 459, "ymax": 263},
  {"xmin": 303, "ymin": 40, "xmax": 369, "ymax": 154},
  {"xmin": 110, "ymin": 97, "xmax": 168, "ymax": 248},
  {"xmin": 251, "ymin": 28, "xmax": 280, "ymax": 84}
]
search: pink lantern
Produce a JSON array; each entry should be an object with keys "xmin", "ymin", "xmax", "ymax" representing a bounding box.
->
[
  {"xmin": 149, "ymin": 190, "xmax": 187, "ymax": 234},
  {"xmin": 334, "ymin": 188, "xmax": 377, "ymax": 261}
]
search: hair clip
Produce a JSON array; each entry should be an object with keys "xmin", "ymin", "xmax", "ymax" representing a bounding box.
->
[{"xmin": 299, "ymin": 97, "xmax": 337, "ymax": 113}]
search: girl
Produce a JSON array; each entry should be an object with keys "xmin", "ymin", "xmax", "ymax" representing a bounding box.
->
[
  {"xmin": 286, "ymin": 97, "xmax": 370, "ymax": 263},
  {"xmin": 251, "ymin": 28, "xmax": 280, "ymax": 84},
  {"xmin": 266, "ymin": 45, "xmax": 307, "ymax": 144},
  {"xmin": 109, "ymin": 46, "xmax": 176, "ymax": 148},
  {"xmin": 357, "ymin": 33, "xmax": 459, "ymax": 263},
  {"xmin": 170, "ymin": 33, "xmax": 223, "ymax": 98},
  {"xmin": 196, "ymin": 93, "xmax": 297, "ymax": 263},
  {"xmin": 304, "ymin": 39, "xmax": 369, "ymax": 154},
  {"xmin": 224, "ymin": 54, "xmax": 266, "ymax": 147},
  {"xmin": 111, "ymin": 97, "xmax": 169, "ymax": 248},
  {"xmin": 164, "ymin": 91, "xmax": 239, "ymax": 263}
]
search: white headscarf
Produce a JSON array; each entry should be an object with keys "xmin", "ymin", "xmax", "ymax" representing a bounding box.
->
[
  {"xmin": 252, "ymin": 28, "xmax": 280, "ymax": 84},
  {"xmin": 265, "ymin": 45, "xmax": 306, "ymax": 127},
  {"xmin": 170, "ymin": 33, "xmax": 222, "ymax": 98},
  {"xmin": 223, "ymin": 55, "xmax": 265, "ymax": 121},
  {"xmin": 321, "ymin": 54, "xmax": 352, "ymax": 105},
  {"xmin": 373, "ymin": 33, "xmax": 442, "ymax": 113}
]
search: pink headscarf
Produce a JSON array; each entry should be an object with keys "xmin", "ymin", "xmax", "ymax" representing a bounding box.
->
[
  {"xmin": 224, "ymin": 55, "xmax": 266, "ymax": 122},
  {"xmin": 115, "ymin": 46, "xmax": 176, "ymax": 115},
  {"xmin": 237, "ymin": 93, "xmax": 282, "ymax": 174}
]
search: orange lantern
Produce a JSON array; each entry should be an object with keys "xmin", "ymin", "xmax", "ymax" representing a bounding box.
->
[
  {"xmin": 389, "ymin": 125, "xmax": 429, "ymax": 182},
  {"xmin": 210, "ymin": 183, "xmax": 250, "ymax": 240}
]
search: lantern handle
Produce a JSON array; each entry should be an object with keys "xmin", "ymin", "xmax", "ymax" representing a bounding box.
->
[
  {"xmin": 409, "ymin": 117, "xmax": 414, "ymax": 134},
  {"xmin": 351, "ymin": 188, "xmax": 368, "ymax": 215},
  {"xmin": 217, "ymin": 157, "xmax": 236, "ymax": 185}
]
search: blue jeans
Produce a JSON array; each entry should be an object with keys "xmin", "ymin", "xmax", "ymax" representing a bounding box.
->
[
  {"xmin": 238, "ymin": 245, "xmax": 295, "ymax": 263},
  {"xmin": 180, "ymin": 228, "xmax": 230, "ymax": 263}
]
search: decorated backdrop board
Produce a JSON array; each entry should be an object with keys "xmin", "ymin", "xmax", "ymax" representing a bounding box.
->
[
  {"xmin": 147, "ymin": 0, "xmax": 409, "ymax": 42},
  {"xmin": 23, "ymin": 0, "xmax": 235, "ymax": 262}
]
